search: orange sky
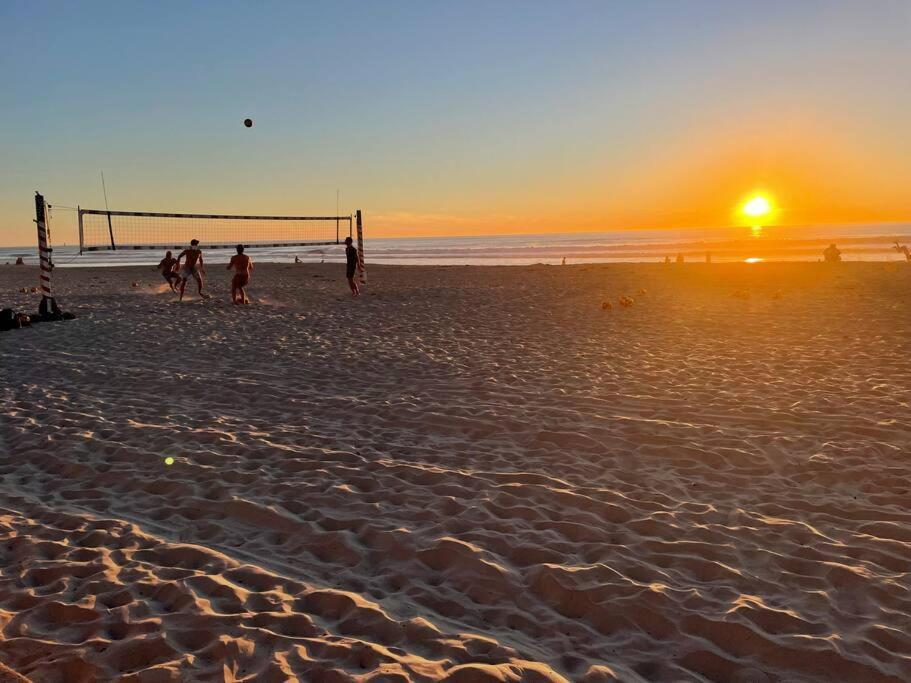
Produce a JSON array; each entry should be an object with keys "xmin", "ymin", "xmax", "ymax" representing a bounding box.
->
[{"xmin": 369, "ymin": 111, "xmax": 911, "ymax": 238}]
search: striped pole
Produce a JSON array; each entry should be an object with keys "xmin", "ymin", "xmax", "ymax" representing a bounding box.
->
[
  {"xmin": 355, "ymin": 210, "xmax": 366, "ymax": 284},
  {"xmin": 35, "ymin": 193, "xmax": 53, "ymax": 299}
]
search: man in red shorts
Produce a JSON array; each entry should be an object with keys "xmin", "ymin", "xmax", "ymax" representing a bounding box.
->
[{"xmin": 226, "ymin": 244, "xmax": 253, "ymax": 304}]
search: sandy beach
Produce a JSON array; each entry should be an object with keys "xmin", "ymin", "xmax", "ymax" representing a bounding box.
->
[{"xmin": 0, "ymin": 261, "xmax": 909, "ymax": 682}]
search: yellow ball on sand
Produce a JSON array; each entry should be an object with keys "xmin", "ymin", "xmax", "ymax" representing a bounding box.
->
[{"xmin": 164, "ymin": 457, "xmax": 175, "ymax": 466}]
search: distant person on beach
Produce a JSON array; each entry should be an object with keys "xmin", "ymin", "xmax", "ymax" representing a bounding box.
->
[
  {"xmin": 227, "ymin": 244, "xmax": 253, "ymax": 304},
  {"xmin": 345, "ymin": 236, "xmax": 360, "ymax": 297},
  {"xmin": 157, "ymin": 251, "xmax": 181, "ymax": 292},
  {"xmin": 294, "ymin": 255, "xmax": 302, "ymax": 264},
  {"xmin": 705, "ymin": 251, "xmax": 712, "ymax": 264},
  {"xmin": 561, "ymin": 257, "xmax": 566, "ymax": 266},
  {"xmin": 664, "ymin": 256, "xmax": 670, "ymax": 264},
  {"xmin": 15, "ymin": 257, "xmax": 24, "ymax": 266},
  {"xmin": 823, "ymin": 243, "xmax": 842, "ymax": 263},
  {"xmin": 894, "ymin": 242, "xmax": 910, "ymax": 261},
  {"xmin": 176, "ymin": 239, "xmax": 207, "ymax": 301}
]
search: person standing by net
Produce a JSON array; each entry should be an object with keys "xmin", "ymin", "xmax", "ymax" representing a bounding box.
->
[
  {"xmin": 176, "ymin": 239, "xmax": 207, "ymax": 301},
  {"xmin": 227, "ymin": 244, "xmax": 253, "ymax": 304},
  {"xmin": 344, "ymin": 236, "xmax": 360, "ymax": 297}
]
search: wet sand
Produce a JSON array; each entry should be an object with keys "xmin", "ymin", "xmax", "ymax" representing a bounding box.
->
[{"xmin": 1, "ymin": 261, "xmax": 909, "ymax": 682}]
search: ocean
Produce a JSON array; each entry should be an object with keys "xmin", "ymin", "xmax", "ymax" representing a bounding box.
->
[{"xmin": 3, "ymin": 223, "xmax": 910, "ymax": 268}]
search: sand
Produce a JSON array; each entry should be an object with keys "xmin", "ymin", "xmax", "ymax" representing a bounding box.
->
[{"xmin": 0, "ymin": 261, "xmax": 909, "ymax": 682}]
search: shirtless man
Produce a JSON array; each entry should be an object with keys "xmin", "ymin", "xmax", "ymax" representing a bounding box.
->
[
  {"xmin": 176, "ymin": 239, "xmax": 207, "ymax": 301},
  {"xmin": 344, "ymin": 236, "xmax": 360, "ymax": 297},
  {"xmin": 226, "ymin": 244, "xmax": 253, "ymax": 304},
  {"xmin": 157, "ymin": 250, "xmax": 181, "ymax": 291}
]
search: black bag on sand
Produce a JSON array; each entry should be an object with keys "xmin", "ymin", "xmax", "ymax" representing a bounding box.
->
[
  {"xmin": 0, "ymin": 308, "xmax": 21, "ymax": 331},
  {"xmin": 39, "ymin": 296, "xmax": 62, "ymax": 318},
  {"xmin": 30, "ymin": 304, "xmax": 74, "ymax": 324},
  {"xmin": 31, "ymin": 296, "xmax": 73, "ymax": 323}
]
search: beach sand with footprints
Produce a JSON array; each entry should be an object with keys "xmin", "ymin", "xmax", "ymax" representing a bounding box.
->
[{"xmin": 0, "ymin": 262, "xmax": 909, "ymax": 681}]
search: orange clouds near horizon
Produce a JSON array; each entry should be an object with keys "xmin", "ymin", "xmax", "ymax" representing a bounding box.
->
[{"xmin": 367, "ymin": 110, "xmax": 911, "ymax": 239}]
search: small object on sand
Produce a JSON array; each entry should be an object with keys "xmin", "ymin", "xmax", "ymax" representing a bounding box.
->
[
  {"xmin": 618, "ymin": 295, "xmax": 634, "ymax": 307},
  {"xmin": 635, "ymin": 288, "xmax": 647, "ymax": 296},
  {"xmin": 733, "ymin": 289, "xmax": 751, "ymax": 299},
  {"xmin": 29, "ymin": 287, "xmax": 38, "ymax": 294},
  {"xmin": 131, "ymin": 281, "xmax": 140, "ymax": 288},
  {"xmin": 164, "ymin": 456, "xmax": 175, "ymax": 466},
  {"xmin": 19, "ymin": 288, "xmax": 27, "ymax": 294},
  {"xmin": 601, "ymin": 300, "xmax": 612, "ymax": 311},
  {"xmin": 201, "ymin": 292, "xmax": 212, "ymax": 300}
]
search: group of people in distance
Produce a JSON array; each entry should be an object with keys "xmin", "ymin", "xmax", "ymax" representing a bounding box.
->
[{"xmin": 157, "ymin": 236, "xmax": 362, "ymax": 303}]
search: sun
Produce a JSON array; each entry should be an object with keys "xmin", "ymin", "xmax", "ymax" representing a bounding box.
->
[{"xmin": 742, "ymin": 195, "xmax": 772, "ymax": 219}]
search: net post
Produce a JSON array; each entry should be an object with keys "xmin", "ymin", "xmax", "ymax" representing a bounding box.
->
[
  {"xmin": 106, "ymin": 211, "xmax": 116, "ymax": 250},
  {"xmin": 356, "ymin": 210, "xmax": 366, "ymax": 284},
  {"xmin": 35, "ymin": 192, "xmax": 60, "ymax": 315},
  {"xmin": 78, "ymin": 206, "xmax": 84, "ymax": 254}
]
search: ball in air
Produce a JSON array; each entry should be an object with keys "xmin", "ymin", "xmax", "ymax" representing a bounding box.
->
[{"xmin": 243, "ymin": 118, "xmax": 253, "ymax": 128}]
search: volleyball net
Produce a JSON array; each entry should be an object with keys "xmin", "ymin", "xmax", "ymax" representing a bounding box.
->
[{"xmin": 78, "ymin": 208, "xmax": 352, "ymax": 253}]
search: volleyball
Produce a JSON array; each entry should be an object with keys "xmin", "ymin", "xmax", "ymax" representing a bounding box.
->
[{"xmin": 244, "ymin": 118, "xmax": 253, "ymax": 128}]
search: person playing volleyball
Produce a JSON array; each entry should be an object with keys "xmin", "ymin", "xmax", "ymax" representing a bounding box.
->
[
  {"xmin": 227, "ymin": 244, "xmax": 253, "ymax": 304},
  {"xmin": 176, "ymin": 239, "xmax": 207, "ymax": 301},
  {"xmin": 157, "ymin": 250, "xmax": 181, "ymax": 292}
]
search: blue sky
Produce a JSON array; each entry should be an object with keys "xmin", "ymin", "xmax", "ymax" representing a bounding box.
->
[{"xmin": 2, "ymin": 1, "xmax": 909, "ymax": 245}]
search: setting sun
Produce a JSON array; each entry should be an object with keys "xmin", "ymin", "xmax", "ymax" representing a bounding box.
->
[{"xmin": 742, "ymin": 195, "xmax": 772, "ymax": 219}]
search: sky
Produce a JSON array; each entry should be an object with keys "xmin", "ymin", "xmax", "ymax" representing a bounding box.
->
[{"xmin": 1, "ymin": 1, "xmax": 910, "ymax": 246}]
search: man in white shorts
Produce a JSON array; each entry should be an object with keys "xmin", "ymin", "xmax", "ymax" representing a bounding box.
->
[{"xmin": 176, "ymin": 239, "xmax": 208, "ymax": 301}]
